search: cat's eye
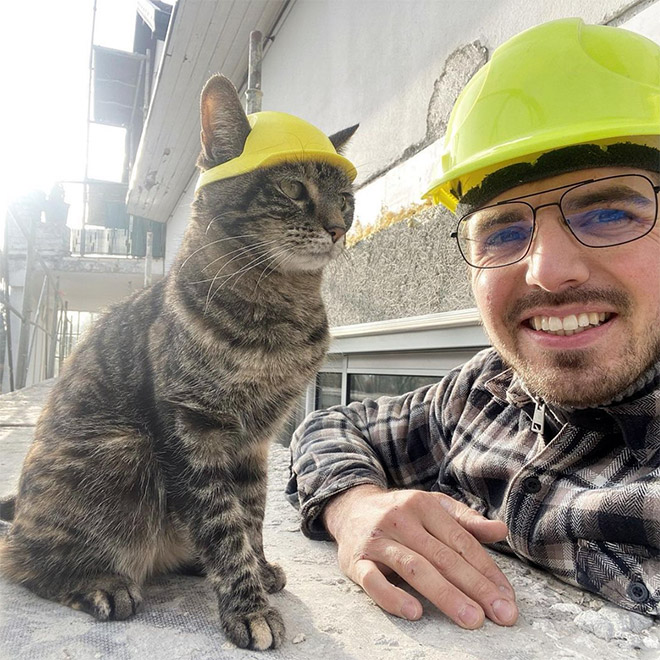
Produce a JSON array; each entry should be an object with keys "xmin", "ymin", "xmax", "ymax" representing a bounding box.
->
[
  {"xmin": 339, "ymin": 193, "xmax": 351, "ymax": 211},
  {"xmin": 279, "ymin": 179, "xmax": 305, "ymax": 200}
]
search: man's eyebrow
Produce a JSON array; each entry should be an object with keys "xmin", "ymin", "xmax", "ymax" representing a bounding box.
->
[
  {"xmin": 563, "ymin": 186, "xmax": 653, "ymax": 210},
  {"xmin": 470, "ymin": 207, "xmax": 530, "ymax": 231}
]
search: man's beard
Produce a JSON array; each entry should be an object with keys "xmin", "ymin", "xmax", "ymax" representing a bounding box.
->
[{"xmin": 487, "ymin": 287, "xmax": 660, "ymax": 407}]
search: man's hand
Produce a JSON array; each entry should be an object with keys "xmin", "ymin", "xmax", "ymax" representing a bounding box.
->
[{"xmin": 323, "ymin": 485, "xmax": 518, "ymax": 629}]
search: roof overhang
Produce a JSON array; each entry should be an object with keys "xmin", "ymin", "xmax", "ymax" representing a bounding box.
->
[{"xmin": 126, "ymin": 0, "xmax": 289, "ymax": 222}]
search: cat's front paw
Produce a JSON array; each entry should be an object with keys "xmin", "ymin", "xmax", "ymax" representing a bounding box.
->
[
  {"xmin": 65, "ymin": 576, "xmax": 142, "ymax": 621},
  {"xmin": 259, "ymin": 561, "xmax": 286, "ymax": 593},
  {"xmin": 221, "ymin": 605, "xmax": 285, "ymax": 650}
]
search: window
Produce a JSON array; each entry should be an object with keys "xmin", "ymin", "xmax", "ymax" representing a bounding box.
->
[
  {"xmin": 279, "ymin": 309, "xmax": 490, "ymax": 446},
  {"xmin": 316, "ymin": 372, "xmax": 342, "ymax": 408},
  {"xmin": 349, "ymin": 373, "xmax": 439, "ymax": 402}
]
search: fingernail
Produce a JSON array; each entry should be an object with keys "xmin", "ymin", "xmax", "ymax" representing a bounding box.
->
[
  {"xmin": 492, "ymin": 598, "xmax": 517, "ymax": 624},
  {"xmin": 499, "ymin": 584, "xmax": 516, "ymax": 599},
  {"xmin": 458, "ymin": 604, "xmax": 482, "ymax": 628},
  {"xmin": 401, "ymin": 602, "xmax": 419, "ymax": 620}
]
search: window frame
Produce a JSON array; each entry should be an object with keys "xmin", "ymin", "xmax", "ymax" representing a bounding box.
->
[{"xmin": 307, "ymin": 307, "xmax": 489, "ymax": 408}]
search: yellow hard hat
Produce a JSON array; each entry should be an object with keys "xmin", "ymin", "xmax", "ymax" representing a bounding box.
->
[
  {"xmin": 424, "ymin": 18, "xmax": 660, "ymax": 212},
  {"xmin": 196, "ymin": 111, "xmax": 357, "ymax": 190}
]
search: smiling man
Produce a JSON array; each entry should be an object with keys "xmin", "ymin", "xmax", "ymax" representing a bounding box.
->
[{"xmin": 286, "ymin": 18, "xmax": 660, "ymax": 630}]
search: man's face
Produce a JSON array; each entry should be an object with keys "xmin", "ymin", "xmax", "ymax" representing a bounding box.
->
[{"xmin": 471, "ymin": 166, "xmax": 660, "ymax": 407}]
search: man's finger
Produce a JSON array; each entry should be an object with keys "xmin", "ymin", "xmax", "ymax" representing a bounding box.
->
[
  {"xmin": 410, "ymin": 528, "xmax": 518, "ymax": 625},
  {"xmin": 434, "ymin": 494, "xmax": 509, "ymax": 543},
  {"xmin": 363, "ymin": 539, "xmax": 489, "ymax": 629},
  {"xmin": 421, "ymin": 496, "xmax": 516, "ymax": 599},
  {"xmin": 354, "ymin": 559, "xmax": 423, "ymax": 621}
]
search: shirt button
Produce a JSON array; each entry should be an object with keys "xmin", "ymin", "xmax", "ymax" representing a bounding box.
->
[
  {"xmin": 627, "ymin": 581, "xmax": 650, "ymax": 604},
  {"xmin": 522, "ymin": 476, "xmax": 542, "ymax": 494}
]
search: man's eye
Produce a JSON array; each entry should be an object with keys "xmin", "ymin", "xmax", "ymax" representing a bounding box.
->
[
  {"xmin": 567, "ymin": 208, "xmax": 643, "ymax": 235},
  {"xmin": 279, "ymin": 180, "xmax": 305, "ymax": 200},
  {"xmin": 484, "ymin": 226, "xmax": 530, "ymax": 247},
  {"xmin": 570, "ymin": 208, "xmax": 629, "ymax": 226}
]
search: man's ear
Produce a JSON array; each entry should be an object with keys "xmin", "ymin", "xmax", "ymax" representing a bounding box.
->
[
  {"xmin": 328, "ymin": 124, "xmax": 359, "ymax": 154},
  {"xmin": 198, "ymin": 74, "xmax": 252, "ymax": 170}
]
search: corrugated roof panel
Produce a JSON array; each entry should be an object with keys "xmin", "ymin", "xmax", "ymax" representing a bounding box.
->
[{"xmin": 127, "ymin": 0, "xmax": 287, "ymax": 222}]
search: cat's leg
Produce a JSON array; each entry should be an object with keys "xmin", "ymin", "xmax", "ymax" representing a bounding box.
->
[
  {"xmin": 238, "ymin": 451, "xmax": 286, "ymax": 594},
  {"xmin": 173, "ymin": 413, "xmax": 285, "ymax": 651},
  {"xmin": 0, "ymin": 432, "xmax": 161, "ymax": 620}
]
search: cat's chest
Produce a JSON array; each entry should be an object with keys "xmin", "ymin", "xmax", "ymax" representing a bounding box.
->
[{"xmin": 218, "ymin": 332, "xmax": 327, "ymax": 390}]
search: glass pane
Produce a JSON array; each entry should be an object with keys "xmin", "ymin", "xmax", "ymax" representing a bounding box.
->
[
  {"xmin": 459, "ymin": 203, "xmax": 533, "ymax": 268},
  {"xmin": 561, "ymin": 174, "xmax": 657, "ymax": 247},
  {"xmin": 349, "ymin": 374, "xmax": 439, "ymax": 402},
  {"xmin": 316, "ymin": 372, "xmax": 343, "ymax": 409}
]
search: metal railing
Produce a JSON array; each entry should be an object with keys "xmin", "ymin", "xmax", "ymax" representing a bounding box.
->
[
  {"xmin": 70, "ymin": 227, "xmax": 131, "ymax": 256},
  {"xmin": 1, "ymin": 206, "xmax": 70, "ymax": 391}
]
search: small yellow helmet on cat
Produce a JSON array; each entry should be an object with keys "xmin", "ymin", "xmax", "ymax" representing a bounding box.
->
[{"xmin": 196, "ymin": 111, "xmax": 357, "ymax": 191}]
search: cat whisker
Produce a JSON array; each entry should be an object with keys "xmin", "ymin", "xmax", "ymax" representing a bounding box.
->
[
  {"xmin": 205, "ymin": 211, "xmax": 244, "ymax": 234},
  {"xmin": 252, "ymin": 248, "xmax": 295, "ymax": 294},
  {"xmin": 201, "ymin": 239, "xmax": 280, "ymax": 273},
  {"xmin": 199, "ymin": 242, "xmax": 277, "ymax": 292},
  {"xmin": 205, "ymin": 247, "xmax": 287, "ymax": 312},
  {"xmin": 204, "ymin": 249, "xmax": 277, "ymax": 313},
  {"xmin": 177, "ymin": 233, "xmax": 260, "ymax": 273}
]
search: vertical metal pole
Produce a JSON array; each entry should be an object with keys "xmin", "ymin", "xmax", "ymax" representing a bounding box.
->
[
  {"xmin": 246, "ymin": 31, "xmax": 263, "ymax": 114},
  {"xmin": 25, "ymin": 274, "xmax": 47, "ymax": 385},
  {"xmin": 47, "ymin": 280, "xmax": 59, "ymax": 379},
  {"xmin": 144, "ymin": 231, "xmax": 153, "ymax": 287},
  {"xmin": 82, "ymin": 0, "xmax": 98, "ymax": 257},
  {"xmin": 2, "ymin": 220, "xmax": 15, "ymax": 391},
  {"xmin": 15, "ymin": 214, "xmax": 36, "ymax": 389},
  {"xmin": 59, "ymin": 301, "xmax": 68, "ymax": 372}
]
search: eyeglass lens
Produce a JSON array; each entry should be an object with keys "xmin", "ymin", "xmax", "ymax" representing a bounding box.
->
[{"xmin": 456, "ymin": 174, "xmax": 658, "ymax": 268}]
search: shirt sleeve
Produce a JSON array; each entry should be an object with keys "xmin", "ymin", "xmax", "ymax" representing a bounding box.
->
[
  {"xmin": 573, "ymin": 539, "xmax": 660, "ymax": 615},
  {"xmin": 286, "ymin": 375, "xmax": 457, "ymax": 540}
]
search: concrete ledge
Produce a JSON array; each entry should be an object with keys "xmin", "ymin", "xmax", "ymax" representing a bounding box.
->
[{"xmin": 1, "ymin": 384, "xmax": 658, "ymax": 658}]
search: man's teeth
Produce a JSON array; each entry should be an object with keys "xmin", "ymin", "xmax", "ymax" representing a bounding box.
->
[{"xmin": 530, "ymin": 312, "xmax": 609, "ymax": 335}]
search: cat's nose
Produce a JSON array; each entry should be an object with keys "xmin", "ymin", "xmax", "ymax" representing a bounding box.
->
[{"xmin": 326, "ymin": 226, "xmax": 346, "ymax": 243}]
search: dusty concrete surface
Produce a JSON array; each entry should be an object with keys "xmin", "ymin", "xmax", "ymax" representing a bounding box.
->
[
  {"xmin": 1, "ymin": 382, "xmax": 659, "ymax": 659},
  {"xmin": 323, "ymin": 205, "xmax": 474, "ymax": 327}
]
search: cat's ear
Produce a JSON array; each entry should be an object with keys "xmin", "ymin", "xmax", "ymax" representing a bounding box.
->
[
  {"xmin": 198, "ymin": 75, "xmax": 252, "ymax": 170},
  {"xmin": 328, "ymin": 124, "xmax": 358, "ymax": 154}
]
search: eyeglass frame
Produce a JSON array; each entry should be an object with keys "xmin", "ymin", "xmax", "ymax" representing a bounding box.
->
[{"xmin": 451, "ymin": 173, "xmax": 660, "ymax": 269}]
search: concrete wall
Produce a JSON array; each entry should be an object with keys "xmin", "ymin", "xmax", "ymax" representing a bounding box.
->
[{"xmin": 164, "ymin": 0, "xmax": 658, "ymax": 325}]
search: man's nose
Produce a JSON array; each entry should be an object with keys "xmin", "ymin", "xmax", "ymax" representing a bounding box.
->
[{"xmin": 524, "ymin": 205, "xmax": 590, "ymax": 292}]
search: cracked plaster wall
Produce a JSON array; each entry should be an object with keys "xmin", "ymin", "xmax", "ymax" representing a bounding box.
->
[{"xmin": 321, "ymin": 38, "xmax": 490, "ymax": 327}]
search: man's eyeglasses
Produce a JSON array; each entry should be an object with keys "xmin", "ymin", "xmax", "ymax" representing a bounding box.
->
[{"xmin": 452, "ymin": 174, "xmax": 660, "ymax": 269}]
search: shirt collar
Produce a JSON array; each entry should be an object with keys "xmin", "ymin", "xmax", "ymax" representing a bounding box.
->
[{"xmin": 484, "ymin": 358, "xmax": 660, "ymax": 465}]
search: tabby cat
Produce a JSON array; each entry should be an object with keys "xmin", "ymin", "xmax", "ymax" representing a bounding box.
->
[{"xmin": 0, "ymin": 75, "xmax": 356, "ymax": 651}]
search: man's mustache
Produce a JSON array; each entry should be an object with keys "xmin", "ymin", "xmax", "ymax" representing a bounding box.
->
[{"xmin": 504, "ymin": 287, "xmax": 632, "ymax": 325}]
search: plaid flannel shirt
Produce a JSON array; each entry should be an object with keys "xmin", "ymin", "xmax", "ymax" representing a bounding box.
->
[{"xmin": 286, "ymin": 348, "xmax": 660, "ymax": 615}]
